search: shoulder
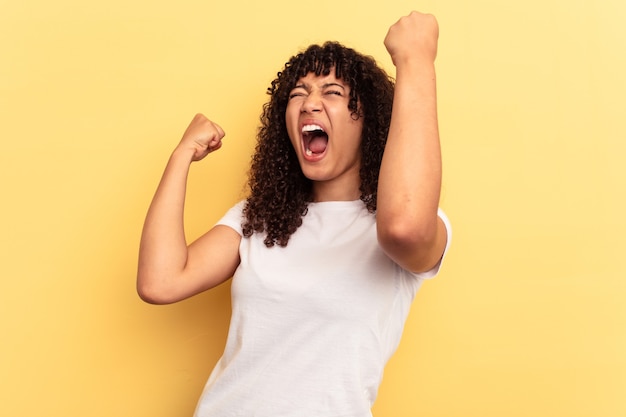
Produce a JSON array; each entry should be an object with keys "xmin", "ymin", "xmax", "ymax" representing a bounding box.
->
[{"xmin": 215, "ymin": 200, "xmax": 247, "ymax": 235}]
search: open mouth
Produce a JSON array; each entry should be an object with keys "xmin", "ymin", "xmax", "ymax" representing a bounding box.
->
[{"xmin": 302, "ymin": 124, "xmax": 328, "ymax": 156}]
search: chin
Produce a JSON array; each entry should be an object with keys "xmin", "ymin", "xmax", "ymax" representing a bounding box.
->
[{"xmin": 299, "ymin": 165, "xmax": 329, "ymax": 182}]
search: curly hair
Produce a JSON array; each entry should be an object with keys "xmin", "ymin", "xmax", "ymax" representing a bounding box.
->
[{"xmin": 242, "ymin": 41, "xmax": 395, "ymax": 247}]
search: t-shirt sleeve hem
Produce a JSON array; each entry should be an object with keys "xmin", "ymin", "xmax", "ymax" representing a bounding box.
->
[{"xmin": 215, "ymin": 200, "xmax": 246, "ymax": 236}]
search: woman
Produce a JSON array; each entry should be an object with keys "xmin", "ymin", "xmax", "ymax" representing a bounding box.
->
[{"xmin": 138, "ymin": 11, "xmax": 451, "ymax": 417}]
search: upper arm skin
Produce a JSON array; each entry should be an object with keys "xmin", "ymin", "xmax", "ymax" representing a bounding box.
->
[
  {"xmin": 378, "ymin": 214, "xmax": 448, "ymax": 274},
  {"xmin": 138, "ymin": 225, "xmax": 241, "ymax": 304}
]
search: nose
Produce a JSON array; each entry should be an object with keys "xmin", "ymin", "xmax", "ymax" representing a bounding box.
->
[{"xmin": 301, "ymin": 91, "xmax": 322, "ymax": 113}]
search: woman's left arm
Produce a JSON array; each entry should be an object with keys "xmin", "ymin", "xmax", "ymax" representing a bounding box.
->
[{"xmin": 377, "ymin": 11, "xmax": 448, "ymax": 273}]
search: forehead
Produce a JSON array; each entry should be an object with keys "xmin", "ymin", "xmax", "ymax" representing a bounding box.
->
[{"xmin": 293, "ymin": 71, "xmax": 350, "ymax": 89}]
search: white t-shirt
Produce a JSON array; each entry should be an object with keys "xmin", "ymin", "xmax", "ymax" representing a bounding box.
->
[{"xmin": 194, "ymin": 200, "xmax": 451, "ymax": 417}]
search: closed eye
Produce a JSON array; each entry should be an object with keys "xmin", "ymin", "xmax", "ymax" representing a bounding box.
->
[{"xmin": 289, "ymin": 84, "xmax": 308, "ymax": 100}]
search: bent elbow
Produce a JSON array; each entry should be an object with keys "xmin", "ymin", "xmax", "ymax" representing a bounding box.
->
[
  {"xmin": 377, "ymin": 219, "xmax": 437, "ymax": 251},
  {"xmin": 136, "ymin": 274, "xmax": 176, "ymax": 305},
  {"xmin": 376, "ymin": 217, "xmax": 442, "ymax": 272},
  {"xmin": 137, "ymin": 284, "xmax": 164, "ymax": 305},
  {"xmin": 136, "ymin": 287, "xmax": 157, "ymax": 305}
]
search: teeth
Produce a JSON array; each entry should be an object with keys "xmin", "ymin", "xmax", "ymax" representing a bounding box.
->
[
  {"xmin": 305, "ymin": 149, "xmax": 313, "ymax": 156},
  {"xmin": 302, "ymin": 124, "xmax": 324, "ymax": 133}
]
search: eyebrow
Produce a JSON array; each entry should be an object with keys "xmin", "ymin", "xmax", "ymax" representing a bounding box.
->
[{"xmin": 292, "ymin": 82, "xmax": 347, "ymax": 91}]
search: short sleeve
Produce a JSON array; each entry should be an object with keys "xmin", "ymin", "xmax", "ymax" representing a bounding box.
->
[
  {"xmin": 412, "ymin": 208, "xmax": 452, "ymax": 280},
  {"xmin": 215, "ymin": 200, "xmax": 246, "ymax": 236}
]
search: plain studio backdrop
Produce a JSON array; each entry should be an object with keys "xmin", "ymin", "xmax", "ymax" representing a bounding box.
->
[{"xmin": 1, "ymin": 0, "xmax": 624, "ymax": 416}]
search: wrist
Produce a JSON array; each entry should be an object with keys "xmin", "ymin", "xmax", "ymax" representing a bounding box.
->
[
  {"xmin": 171, "ymin": 144, "xmax": 197, "ymax": 164},
  {"xmin": 394, "ymin": 58, "xmax": 436, "ymax": 75}
]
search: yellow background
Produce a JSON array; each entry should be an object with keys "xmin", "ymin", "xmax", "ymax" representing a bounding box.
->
[{"xmin": 1, "ymin": 0, "xmax": 624, "ymax": 415}]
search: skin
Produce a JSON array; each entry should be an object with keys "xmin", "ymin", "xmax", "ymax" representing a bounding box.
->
[
  {"xmin": 376, "ymin": 11, "xmax": 448, "ymax": 273},
  {"xmin": 285, "ymin": 73, "xmax": 364, "ymax": 202},
  {"xmin": 137, "ymin": 11, "xmax": 447, "ymax": 304}
]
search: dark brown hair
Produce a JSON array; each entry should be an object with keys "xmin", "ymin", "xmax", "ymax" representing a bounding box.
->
[{"xmin": 242, "ymin": 41, "xmax": 395, "ymax": 247}]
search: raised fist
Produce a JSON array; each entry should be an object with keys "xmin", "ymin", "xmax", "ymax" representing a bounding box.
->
[
  {"xmin": 178, "ymin": 113, "xmax": 225, "ymax": 161},
  {"xmin": 384, "ymin": 11, "xmax": 439, "ymax": 66}
]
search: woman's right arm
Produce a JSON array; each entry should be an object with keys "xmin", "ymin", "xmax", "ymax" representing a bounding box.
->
[{"xmin": 137, "ymin": 114, "xmax": 241, "ymax": 305}]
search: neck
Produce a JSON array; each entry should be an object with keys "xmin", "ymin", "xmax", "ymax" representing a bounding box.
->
[{"xmin": 311, "ymin": 180, "xmax": 361, "ymax": 202}]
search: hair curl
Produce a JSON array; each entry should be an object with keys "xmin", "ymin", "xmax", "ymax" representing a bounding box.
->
[{"xmin": 242, "ymin": 41, "xmax": 395, "ymax": 247}]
